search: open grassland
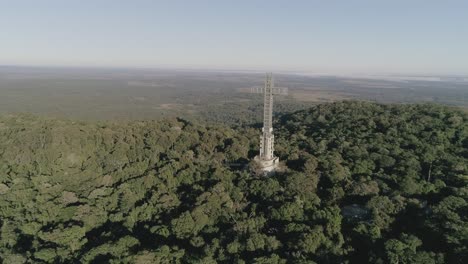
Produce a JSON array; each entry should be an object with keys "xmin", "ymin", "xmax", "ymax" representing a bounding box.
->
[{"xmin": 1, "ymin": 67, "xmax": 467, "ymax": 123}]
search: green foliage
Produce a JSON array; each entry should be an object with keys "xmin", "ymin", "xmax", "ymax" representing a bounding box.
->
[{"xmin": 0, "ymin": 102, "xmax": 466, "ymax": 263}]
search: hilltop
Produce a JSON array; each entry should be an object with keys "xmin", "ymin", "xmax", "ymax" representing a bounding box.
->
[{"xmin": 0, "ymin": 102, "xmax": 466, "ymax": 263}]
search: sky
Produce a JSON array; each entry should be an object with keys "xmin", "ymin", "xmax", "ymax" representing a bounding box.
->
[{"xmin": 1, "ymin": 0, "xmax": 467, "ymax": 75}]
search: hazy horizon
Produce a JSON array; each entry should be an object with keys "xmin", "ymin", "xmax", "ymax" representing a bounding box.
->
[
  {"xmin": 1, "ymin": 64, "xmax": 467, "ymax": 79},
  {"xmin": 1, "ymin": 0, "xmax": 468, "ymax": 75}
]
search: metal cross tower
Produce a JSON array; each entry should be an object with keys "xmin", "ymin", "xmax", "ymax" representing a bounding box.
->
[{"xmin": 252, "ymin": 73, "xmax": 288, "ymax": 173}]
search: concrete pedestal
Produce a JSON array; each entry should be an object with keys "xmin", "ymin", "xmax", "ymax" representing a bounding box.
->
[{"xmin": 254, "ymin": 156, "xmax": 280, "ymax": 173}]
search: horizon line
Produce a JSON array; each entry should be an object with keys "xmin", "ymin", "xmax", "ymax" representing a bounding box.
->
[{"xmin": 0, "ymin": 63, "xmax": 466, "ymax": 78}]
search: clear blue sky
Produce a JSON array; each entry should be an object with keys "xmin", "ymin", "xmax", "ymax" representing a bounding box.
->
[{"xmin": 1, "ymin": 0, "xmax": 467, "ymax": 74}]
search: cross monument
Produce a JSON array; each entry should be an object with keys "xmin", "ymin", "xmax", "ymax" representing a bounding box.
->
[{"xmin": 252, "ymin": 73, "xmax": 288, "ymax": 173}]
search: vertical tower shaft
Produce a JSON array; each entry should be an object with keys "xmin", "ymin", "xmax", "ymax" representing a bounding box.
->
[
  {"xmin": 253, "ymin": 72, "xmax": 287, "ymax": 173},
  {"xmin": 260, "ymin": 73, "xmax": 275, "ymax": 161},
  {"xmin": 263, "ymin": 73, "xmax": 274, "ymax": 133}
]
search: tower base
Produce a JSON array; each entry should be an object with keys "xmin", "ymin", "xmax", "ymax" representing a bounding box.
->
[{"xmin": 254, "ymin": 156, "xmax": 280, "ymax": 174}]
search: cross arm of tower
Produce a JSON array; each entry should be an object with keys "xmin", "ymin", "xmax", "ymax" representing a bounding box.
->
[
  {"xmin": 271, "ymin": 87, "xmax": 288, "ymax": 95},
  {"xmin": 250, "ymin": 86, "xmax": 265, "ymax": 94},
  {"xmin": 250, "ymin": 86, "xmax": 288, "ymax": 95}
]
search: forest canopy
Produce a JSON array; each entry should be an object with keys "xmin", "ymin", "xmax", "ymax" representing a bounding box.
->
[{"xmin": 0, "ymin": 102, "xmax": 466, "ymax": 263}]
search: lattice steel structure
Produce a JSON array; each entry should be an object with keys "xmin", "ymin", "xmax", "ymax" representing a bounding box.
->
[{"xmin": 252, "ymin": 73, "xmax": 288, "ymax": 173}]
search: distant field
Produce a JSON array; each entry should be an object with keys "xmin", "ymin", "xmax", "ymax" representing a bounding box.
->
[
  {"xmin": 0, "ymin": 67, "xmax": 467, "ymax": 122},
  {"xmin": 291, "ymin": 90, "xmax": 352, "ymax": 102}
]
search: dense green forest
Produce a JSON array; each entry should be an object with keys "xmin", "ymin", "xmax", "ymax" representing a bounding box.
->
[{"xmin": 0, "ymin": 102, "xmax": 466, "ymax": 263}]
